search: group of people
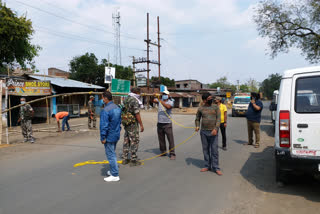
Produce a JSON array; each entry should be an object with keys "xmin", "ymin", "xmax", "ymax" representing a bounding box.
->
[{"xmin": 17, "ymin": 89, "xmax": 263, "ymax": 182}]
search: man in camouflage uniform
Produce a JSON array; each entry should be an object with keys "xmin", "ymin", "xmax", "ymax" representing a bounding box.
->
[
  {"xmin": 122, "ymin": 87, "xmax": 144, "ymax": 167},
  {"xmin": 17, "ymin": 97, "xmax": 34, "ymax": 143},
  {"xmin": 88, "ymin": 95, "xmax": 96, "ymax": 129}
]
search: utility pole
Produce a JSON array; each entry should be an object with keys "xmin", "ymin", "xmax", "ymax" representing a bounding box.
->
[
  {"xmin": 113, "ymin": 9, "xmax": 121, "ymax": 65},
  {"xmin": 146, "ymin": 13, "xmax": 150, "ymax": 92},
  {"xmin": 130, "ymin": 56, "xmax": 136, "ymax": 87},
  {"xmin": 237, "ymin": 80, "xmax": 240, "ymax": 91},
  {"xmin": 157, "ymin": 16, "xmax": 161, "ymax": 81},
  {"xmin": 133, "ymin": 13, "xmax": 161, "ymax": 92}
]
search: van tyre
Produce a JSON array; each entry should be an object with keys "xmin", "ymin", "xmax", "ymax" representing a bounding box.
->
[{"xmin": 232, "ymin": 111, "xmax": 236, "ymax": 117}]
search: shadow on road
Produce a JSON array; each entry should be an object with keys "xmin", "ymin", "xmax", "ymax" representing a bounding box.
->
[
  {"xmin": 240, "ymin": 146, "xmax": 320, "ymax": 202},
  {"xmin": 100, "ymin": 164, "xmax": 109, "ymax": 177},
  {"xmin": 260, "ymin": 123, "xmax": 275, "ymax": 137},
  {"xmin": 143, "ymin": 148, "xmax": 161, "ymax": 155},
  {"xmin": 185, "ymin": 157, "xmax": 203, "ymax": 169},
  {"xmin": 234, "ymin": 140, "xmax": 247, "ymax": 145}
]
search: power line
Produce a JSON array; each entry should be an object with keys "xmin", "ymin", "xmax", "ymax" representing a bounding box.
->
[
  {"xmin": 13, "ymin": 0, "xmax": 141, "ymax": 41},
  {"xmin": 34, "ymin": 26, "xmax": 145, "ymax": 51}
]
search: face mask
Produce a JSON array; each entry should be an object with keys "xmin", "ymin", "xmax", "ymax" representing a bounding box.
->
[
  {"xmin": 21, "ymin": 101, "xmax": 25, "ymax": 104},
  {"xmin": 162, "ymin": 95, "xmax": 168, "ymax": 100},
  {"xmin": 207, "ymin": 99, "xmax": 213, "ymax": 105}
]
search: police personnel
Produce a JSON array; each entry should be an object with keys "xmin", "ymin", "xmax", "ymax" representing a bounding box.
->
[
  {"xmin": 88, "ymin": 95, "xmax": 96, "ymax": 129},
  {"xmin": 17, "ymin": 97, "xmax": 34, "ymax": 143},
  {"xmin": 121, "ymin": 87, "xmax": 144, "ymax": 167}
]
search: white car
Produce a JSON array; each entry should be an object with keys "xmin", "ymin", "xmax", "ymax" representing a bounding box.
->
[{"xmin": 275, "ymin": 66, "xmax": 320, "ymax": 183}]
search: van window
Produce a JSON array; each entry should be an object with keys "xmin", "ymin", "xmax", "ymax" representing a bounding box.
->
[
  {"xmin": 234, "ymin": 97, "xmax": 250, "ymax": 104},
  {"xmin": 295, "ymin": 76, "xmax": 320, "ymax": 113}
]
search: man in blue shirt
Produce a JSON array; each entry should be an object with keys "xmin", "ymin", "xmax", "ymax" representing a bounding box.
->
[
  {"xmin": 100, "ymin": 91, "xmax": 122, "ymax": 182},
  {"xmin": 245, "ymin": 92, "xmax": 263, "ymax": 148}
]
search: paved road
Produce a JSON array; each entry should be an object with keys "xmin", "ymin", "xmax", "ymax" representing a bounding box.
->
[{"xmin": 0, "ymin": 103, "xmax": 319, "ymax": 214}]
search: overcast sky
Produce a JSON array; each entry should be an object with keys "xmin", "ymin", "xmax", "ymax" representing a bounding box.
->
[{"xmin": 7, "ymin": 0, "xmax": 313, "ymax": 85}]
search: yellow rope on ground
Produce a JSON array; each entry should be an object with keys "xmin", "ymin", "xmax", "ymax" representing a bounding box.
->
[{"xmin": 73, "ymin": 98, "xmax": 198, "ymax": 168}]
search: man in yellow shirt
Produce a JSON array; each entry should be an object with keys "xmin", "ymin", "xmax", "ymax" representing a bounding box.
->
[{"xmin": 215, "ymin": 97, "xmax": 228, "ymax": 150}]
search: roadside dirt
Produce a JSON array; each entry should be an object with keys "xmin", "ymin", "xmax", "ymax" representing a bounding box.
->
[{"xmin": 220, "ymin": 117, "xmax": 320, "ymax": 214}]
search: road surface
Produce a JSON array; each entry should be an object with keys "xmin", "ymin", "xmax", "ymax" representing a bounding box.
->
[{"xmin": 1, "ymin": 103, "xmax": 319, "ymax": 214}]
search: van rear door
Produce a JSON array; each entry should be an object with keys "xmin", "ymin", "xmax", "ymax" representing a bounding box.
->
[{"xmin": 291, "ymin": 73, "xmax": 320, "ymax": 157}]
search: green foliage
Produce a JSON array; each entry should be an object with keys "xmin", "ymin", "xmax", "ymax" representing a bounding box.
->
[
  {"xmin": 246, "ymin": 78, "xmax": 259, "ymax": 92},
  {"xmin": 254, "ymin": 0, "xmax": 320, "ymax": 63},
  {"xmin": 260, "ymin": 73, "xmax": 282, "ymax": 99},
  {"xmin": 240, "ymin": 84, "xmax": 249, "ymax": 92},
  {"xmin": 0, "ymin": 1, "xmax": 41, "ymax": 72},
  {"xmin": 69, "ymin": 52, "xmax": 133, "ymax": 87},
  {"xmin": 151, "ymin": 76, "xmax": 175, "ymax": 87},
  {"xmin": 209, "ymin": 76, "xmax": 229, "ymax": 89}
]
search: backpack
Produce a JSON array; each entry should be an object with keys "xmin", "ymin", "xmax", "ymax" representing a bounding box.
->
[{"xmin": 119, "ymin": 98, "xmax": 137, "ymax": 126}]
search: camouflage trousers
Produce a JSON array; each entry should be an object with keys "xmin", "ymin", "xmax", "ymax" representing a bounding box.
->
[
  {"xmin": 88, "ymin": 113, "xmax": 96, "ymax": 128},
  {"xmin": 21, "ymin": 119, "xmax": 33, "ymax": 142},
  {"xmin": 122, "ymin": 123, "xmax": 140, "ymax": 161}
]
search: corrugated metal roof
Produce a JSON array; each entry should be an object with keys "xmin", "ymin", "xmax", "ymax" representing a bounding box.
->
[{"xmin": 30, "ymin": 75, "xmax": 105, "ymax": 89}]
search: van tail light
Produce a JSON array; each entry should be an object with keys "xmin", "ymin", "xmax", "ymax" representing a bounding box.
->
[{"xmin": 279, "ymin": 110, "xmax": 290, "ymax": 147}]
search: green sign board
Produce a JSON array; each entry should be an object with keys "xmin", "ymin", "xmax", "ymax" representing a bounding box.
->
[{"xmin": 111, "ymin": 79, "xmax": 130, "ymax": 95}]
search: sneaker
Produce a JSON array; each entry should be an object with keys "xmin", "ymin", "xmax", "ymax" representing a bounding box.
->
[
  {"xmin": 122, "ymin": 159, "xmax": 130, "ymax": 165},
  {"xmin": 104, "ymin": 176, "xmax": 120, "ymax": 182},
  {"xmin": 130, "ymin": 160, "xmax": 142, "ymax": 167},
  {"xmin": 107, "ymin": 171, "xmax": 111, "ymax": 176}
]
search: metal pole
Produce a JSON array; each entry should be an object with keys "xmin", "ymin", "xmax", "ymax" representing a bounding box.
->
[
  {"xmin": 0, "ymin": 80, "xmax": 2, "ymax": 144},
  {"xmin": 5, "ymin": 86, "xmax": 9, "ymax": 144},
  {"xmin": 46, "ymin": 98, "xmax": 49, "ymax": 124},
  {"xmin": 157, "ymin": 16, "xmax": 161, "ymax": 81},
  {"xmin": 8, "ymin": 95, "xmax": 11, "ymax": 128},
  {"xmin": 147, "ymin": 13, "xmax": 150, "ymax": 92},
  {"xmin": 132, "ymin": 56, "xmax": 136, "ymax": 87}
]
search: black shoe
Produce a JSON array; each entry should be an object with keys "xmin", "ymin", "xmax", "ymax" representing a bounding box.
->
[
  {"xmin": 222, "ymin": 147, "xmax": 227, "ymax": 151},
  {"xmin": 130, "ymin": 160, "xmax": 142, "ymax": 167},
  {"xmin": 122, "ymin": 159, "xmax": 130, "ymax": 165}
]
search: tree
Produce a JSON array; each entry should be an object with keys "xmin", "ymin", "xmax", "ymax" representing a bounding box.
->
[
  {"xmin": 69, "ymin": 53, "xmax": 100, "ymax": 84},
  {"xmin": 209, "ymin": 76, "xmax": 229, "ymax": 89},
  {"xmin": 151, "ymin": 76, "xmax": 175, "ymax": 87},
  {"xmin": 0, "ymin": 1, "xmax": 41, "ymax": 72},
  {"xmin": 69, "ymin": 53, "xmax": 134, "ymax": 86},
  {"xmin": 247, "ymin": 78, "xmax": 259, "ymax": 92},
  {"xmin": 240, "ymin": 84, "xmax": 249, "ymax": 92},
  {"xmin": 260, "ymin": 73, "xmax": 282, "ymax": 99},
  {"xmin": 254, "ymin": 0, "xmax": 320, "ymax": 63}
]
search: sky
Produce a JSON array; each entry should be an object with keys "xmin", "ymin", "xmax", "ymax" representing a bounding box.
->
[{"xmin": 6, "ymin": 0, "xmax": 314, "ymax": 85}]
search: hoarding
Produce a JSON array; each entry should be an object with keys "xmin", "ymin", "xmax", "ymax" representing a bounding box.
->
[
  {"xmin": 105, "ymin": 67, "xmax": 116, "ymax": 84},
  {"xmin": 6, "ymin": 78, "xmax": 51, "ymax": 96}
]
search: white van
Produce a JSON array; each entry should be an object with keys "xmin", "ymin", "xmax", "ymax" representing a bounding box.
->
[
  {"xmin": 275, "ymin": 66, "xmax": 320, "ymax": 183},
  {"xmin": 232, "ymin": 95, "xmax": 251, "ymax": 117}
]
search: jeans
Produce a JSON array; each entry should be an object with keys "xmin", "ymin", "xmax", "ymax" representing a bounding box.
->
[
  {"xmin": 62, "ymin": 115, "xmax": 70, "ymax": 131},
  {"xmin": 220, "ymin": 123, "xmax": 227, "ymax": 148},
  {"xmin": 157, "ymin": 123, "xmax": 175, "ymax": 155},
  {"xmin": 104, "ymin": 142, "xmax": 119, "ymax": 177},
  {"xmin": 200, "ymin": 130, "xmax": 220, "ymax": 171}
]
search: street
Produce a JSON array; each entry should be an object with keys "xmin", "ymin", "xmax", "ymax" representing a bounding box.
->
[{"xmin": 1, "ymin": 103, "xmax": 320, "ymax": 214}]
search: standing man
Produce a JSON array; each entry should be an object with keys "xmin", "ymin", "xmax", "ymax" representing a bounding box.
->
[
  {"xmin": 245, "ymin": 92, "xmax": 263, "ymax": 148},
  {"xmin": 195, "ymin": 92, "xmax": 222, "ymax": 175},
  {"xmin": 100, "ymin": 91, "xmax": 122, "ymax": 182},
  {"xmin": 215, "ymin": 96, "xmax": 228, "ymax": 151},
  {"xmin": 52, "ymin": 111, "xmax": 70, "ymax": 132},
  {"xmin": 17, "ymin": 97, "xmax": 34, "ymax": 143},
  {"xmin": 88, "ymin": 95, "xmax": 96, "ymax": 129},
  {"xmin": 153, "ymin": 90, "xmax": 175, "ymax": 160},
  {"xmin": 121, "ymin": 87, "xmax": 144, "ymax": 167}
]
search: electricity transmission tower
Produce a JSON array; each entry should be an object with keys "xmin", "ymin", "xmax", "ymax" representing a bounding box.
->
[{"xmin": 113, "ymin": 9, "xmax": 121, "ymax": 65}]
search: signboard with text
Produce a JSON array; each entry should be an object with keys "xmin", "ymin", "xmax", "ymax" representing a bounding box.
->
[
  {"xmin": 6, "ymin": 78, "xmax": 51, "ymax": 96},
  {"xmin": 111, "ymin": 79, "xmax": 130, "ymax": 95},
  {"xmin": 226, "ymin": 92, "xmax": 231, "ymax": 98}
]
